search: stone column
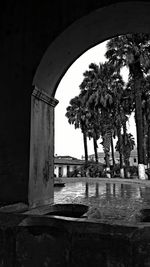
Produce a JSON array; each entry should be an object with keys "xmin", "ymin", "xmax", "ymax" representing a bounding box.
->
[{"xmin": 28, "ymin": 87, "xmax": 58, "ymax": 208}]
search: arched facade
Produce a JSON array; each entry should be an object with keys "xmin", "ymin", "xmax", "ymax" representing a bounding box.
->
[
  {"xmin": 29, "ymin": 1, "xmax": 150, "ymax": 207},
  {"xmin": 1, "ymin": 1, "xmax": 150, "ymax": 207},
  {"xmin": 33, "ymin": 2, "xmax": 150, "ymax": 96}
]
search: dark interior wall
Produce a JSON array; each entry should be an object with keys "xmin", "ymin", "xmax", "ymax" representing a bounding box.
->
[
  {"xmin": 0, "ymin": 3, "xmax": 32, "ymax": 203},
  {"xmin": 0, "ymin": 0, "xmax": 148, "ymax": 204}
]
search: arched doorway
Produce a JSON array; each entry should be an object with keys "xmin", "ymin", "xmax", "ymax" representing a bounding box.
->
[{"xmin": 29, "ymin": 1, "xmax": 150, "ymax": 207}]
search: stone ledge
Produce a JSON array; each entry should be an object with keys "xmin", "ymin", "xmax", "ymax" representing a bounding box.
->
[
  {"xmin": 32, "ymin": 87, "xmax": 59, "ymax": 107},
  {"xmin": 0, "ymin": 212, "xmax": 150, "ymax": 266}
]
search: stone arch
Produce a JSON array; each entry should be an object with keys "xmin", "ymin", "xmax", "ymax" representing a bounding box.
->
[
  {"xmin": 33, "ymin": 1, "xmax": 150, "ymax": 96},
  {"xmin": 29, "ymin": 1, "xmax": 150, "ymax": 207}
]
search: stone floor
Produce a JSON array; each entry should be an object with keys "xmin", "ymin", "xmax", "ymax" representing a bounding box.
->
[{"xmin": 54, "ymin": 177, "xmax": 150, "ymax": 223}]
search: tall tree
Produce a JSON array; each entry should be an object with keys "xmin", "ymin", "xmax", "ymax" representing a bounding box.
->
[
  {"xmin": 106, "ymin": 33, "xmax": 150, "ymax": 179},
  {"xmin": 80, "ymin": 62, "xmax": 125, "ymax": 177},
  {"xmin": 65, "ymin": 96, "xmax": 88, "ymax": 163},
  {"xmin": 79, "ymin": 66, "xmax": 102, "ymax": 163},
  {"xmin": 82, "ymin": 106, "xmax": 100, "ymax": 163}
]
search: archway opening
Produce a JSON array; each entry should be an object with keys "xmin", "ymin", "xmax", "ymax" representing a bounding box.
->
[
  {"xmin": 53, "ymin": 33, "xmax": 150, "ymax": 226},
  {"xmin": 54, "ymin": 38, "xmax": 136, "ymax": 173},
  {"xmin": 30, "ymin": 1, "xmax": 150, "ymax": 208}
]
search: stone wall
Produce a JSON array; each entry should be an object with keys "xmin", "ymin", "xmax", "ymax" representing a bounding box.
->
[{"xmin": 0, "ymin": 212, "xmax": 150, "ymax": 266}]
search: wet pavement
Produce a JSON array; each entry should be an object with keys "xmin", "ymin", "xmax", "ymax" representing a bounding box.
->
[{"xmin": 54, "ymin": 178, "xmax": 150, "ymax": 223}]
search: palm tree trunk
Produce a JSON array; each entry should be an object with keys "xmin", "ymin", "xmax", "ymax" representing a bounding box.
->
[
  {"xmin": 111, "ymin": 136, "xmax": 115, "ymax": 166},
  {"xmin": 143, "ymin": 113, "xmax": 148, "ymax": 166},
  {"xmin": 111, "ymin": 136, "xmax": 115, "ymax": 177},
  {"xmin": 83, "ymin": 132, "xmax": 88, "ymax": 163},
  {"xmin": 122, "ymin": 122, "xmax": 130, "ymax": 178},
  {"xmin": 117, "ymin": 127, "xmax": 124, "ymax": 178},
  {"xmin": 105, "ymin": 151, "xmax": 111, "ymax": 178},
  {"xmin": 124, "ymin": 158, "xmax": 130, "ymax": 178},
  {"xmin": 105, "ymin": 151, "xmax": 110, "ymax": 168},
  {"xmin": 102, "ymin": 132, "xmax": 111, "ymax": 178},
  {"xmin": 147, "ymin": 124, "xmax": 150, "ymax": 168},
  {"xmin": 129, "ymin": 59, "xmax": 146, "ymax": 179},
  {"xmin": 134, "ymin": 79, "xmax": 146, "ymax": 179},
  {"xmin": 93, "ymin": 137, "xmax": 98, "ymax": 163},
  {"xmin": 120, "ymin": 152, "xmax": 124, "ymax": 178}
]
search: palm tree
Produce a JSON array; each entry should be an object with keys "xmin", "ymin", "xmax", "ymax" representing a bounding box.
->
[
  {"xmin": 110, "ymin": 79, "xmax": 129, "ymax": 178},
  {"xmin": 79, "ymin": 65, "xmax": 103, "ymax": 163},
  {"xmin": 65, "ymin": 96, "xmax": 88, "ymax": 163},
  {"xmin": 79, "ymin": 63, "xmax": 111, "ymax": 176},
  {"xmin": 79, "ymin": 89, "xmax": 101, "ymax": 163},
  {"xmin": 80, "ymin": 62, "xmax": 125, "ymax": 178},
  {"xmin": 106, "ymin": 33, "xmax": 150, "ymax": 179}
]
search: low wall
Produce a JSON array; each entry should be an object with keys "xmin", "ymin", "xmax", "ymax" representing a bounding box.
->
[{"xmin": 0, "ymin": 212, "xmax": 150, "ymax": 266}]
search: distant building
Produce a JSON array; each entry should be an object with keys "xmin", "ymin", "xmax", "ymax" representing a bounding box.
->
[
  {"xmin": 85, "ymin": 148, "xmax": 138, "ymax": 166},
  {"xmin": 54, "ymin": 156, "xmax": 85, "ymax": 177}
]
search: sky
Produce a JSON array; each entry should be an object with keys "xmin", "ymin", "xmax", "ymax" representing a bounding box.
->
[{"xmin": 54, "ymin": 41, "xmax": 137, "ymax": 159}]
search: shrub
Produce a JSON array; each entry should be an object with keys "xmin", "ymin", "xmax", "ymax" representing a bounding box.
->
[
  {"xmin": 81, "ymin": 162, "xmax": 106, "ymax": 177},
  {"xmin": 69, "ymin": 168, "xmax": 81, "ymax": 177},
  {"xmin": 128, "ymin": 166, "xmax": 138, "ymax": 177},
  {"xmin": 111, "ymin": 164, "xmax": 120, "ymax": 177}
]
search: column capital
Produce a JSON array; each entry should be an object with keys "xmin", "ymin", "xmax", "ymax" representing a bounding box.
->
[{"xmin": 32, "ymin": 87, "xmax": 59, "ymax": 107}]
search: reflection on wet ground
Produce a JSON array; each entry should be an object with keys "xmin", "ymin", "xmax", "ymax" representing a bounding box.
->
[{"xmin": 54, "ymin": 181, "xmax": 150, "ymax": 223}]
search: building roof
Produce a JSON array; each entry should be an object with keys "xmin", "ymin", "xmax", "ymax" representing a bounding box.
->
[
  {"xmin": 89, "ymin": 148, "xmax": 138, "ymax": 159},
  {"xmin": 54, "ymin": 156, "xmax": 85, "ymax": 165},
  {"xmin": 55, "ymin": 155, "xmax": 78, "ymax": 160}
]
